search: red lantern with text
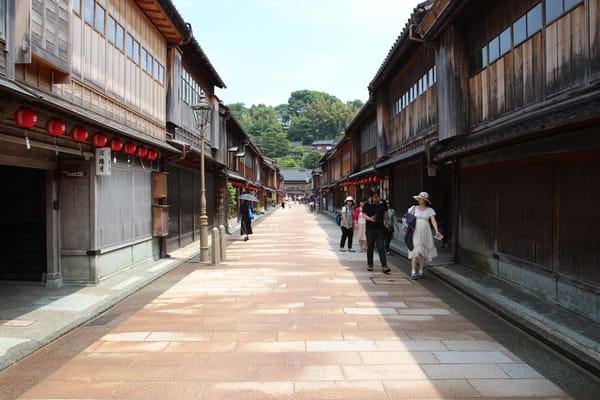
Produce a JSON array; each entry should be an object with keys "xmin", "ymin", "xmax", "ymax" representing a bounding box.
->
[
  {"xmin": 14, "ymin": 108, "xmax": 37, "ymax": 129},
  {"xmin": 123, "ymin": 142, "xmax": 136, "ymax": 154},
  {"xmin": 146, "ymin": 149, "xmax": 158, "ymax": 161},
  {"xmin": 108, "ymin": 138, "xmax": 123, "ymax": 152},
  {"xmin": 45, "ymin": 119, "xmax": 66, "ymax": 137},
  {"xmin": 69, "ymin": 126, "xmax": 88, "ymax": 142},
  {"xmin": 90, "ymin": 132, "xmax": 107, "ymax": 147},
  {"xmin": 134, "ymin": 146, "xmax": 148, "ymax": 158}
]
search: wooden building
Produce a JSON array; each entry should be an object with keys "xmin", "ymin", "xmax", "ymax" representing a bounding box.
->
[
  {"xmin": 318, "ymin": 0, "xmax": 600, "ymax": 321},
  {"xmin": 419, "ymin": 0, "xmax": 600, "ymax": 320},
  {"xmin": 164, "ymin": 32, "xmax": 226, "ymax": 253},
  {"xmin": 0, "ymin": 0, "xmax": 225, "ymax": 286}
]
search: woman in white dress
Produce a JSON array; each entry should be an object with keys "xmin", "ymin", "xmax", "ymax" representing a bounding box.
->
[
  {"xmin": 354, "ymin": 199, "xmax": 367, "ymax": 251},
  {"xmin": 407, "ymin": 192, "xmax": 442, "ymax": 280}
]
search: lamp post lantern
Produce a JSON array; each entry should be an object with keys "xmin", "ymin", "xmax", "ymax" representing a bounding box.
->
[{"xmin": 192, "ymin": 97, "xmax": 212, "ymax": 262}]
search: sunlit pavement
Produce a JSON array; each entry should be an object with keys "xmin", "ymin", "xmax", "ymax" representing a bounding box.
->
[{"xmin": 0, "ymin": 204, "xmax": 574, "ymax": 399}]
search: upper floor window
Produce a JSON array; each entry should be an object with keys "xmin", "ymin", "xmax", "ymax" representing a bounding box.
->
[
  {"xmin": 469, "ymin": 2, "xmax": 545, "ymax": 74},
  {"xmin": 115, "ymin": 24, "xmax": 124, "ymax": 51},
  {"xmin": 107, "ymin": 16, "xmax": 116, "ymax": 44},
  {"xmin": 73, "ymin": 0, "xmax": 81, "ymax": 15},
  {"xmin": 391, "ymin": 65, "xmax": 436, "ymax": 116},
  {"xmin": 94, "ymin": 3, "xmax": 105, "ymax": 34},
  {"xmin": 126, "ymin": 33, "xmax": 133, "ymax": 59},
  {"xmin": 83, "ymin": 1, "xmax": 105, "ymax": 35},
  {"xmin": 132, "ymin": 40, "xmax": 140, "ymax": 64},
  {"xmin": 84, "ymin": 0, "xmax": 94, "ymax": 25},
  {"xmin": 546, "ymin": 0, "xmax": 583, "ymax": 24},
  {"xmin": 181, "ymin": 68, "xmax": 204, "ymax": 105}
]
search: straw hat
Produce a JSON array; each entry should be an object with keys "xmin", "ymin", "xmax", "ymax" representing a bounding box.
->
[{"xmin": 413, "ymin": 192, "xmax": 431, "ymax": 204}]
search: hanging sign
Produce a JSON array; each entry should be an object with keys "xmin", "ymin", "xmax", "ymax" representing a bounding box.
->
[{"xmin": 96, "ymin": 147, "xmax": 111, "ymax": 176}]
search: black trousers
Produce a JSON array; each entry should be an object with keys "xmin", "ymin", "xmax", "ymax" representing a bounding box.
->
[
  {"xmin": 384, "ymin": 229, "xmax": 394, "ymax": 251},
  {"xmin": 366, "ymin": 228, "xmax": 387, "ymax": 267},
  {"xmin": 340, "ymin": 226, "xmax": 353, "ymax": 249}
]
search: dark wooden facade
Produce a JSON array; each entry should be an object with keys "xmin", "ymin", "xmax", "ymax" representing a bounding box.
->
[
  {"xmin": 422, "ymin": 0, "xmax": 600, "ymax": 320},
  {"xmin": 319, "ymin": 0, "xmax": 600, "ymax": 321}
]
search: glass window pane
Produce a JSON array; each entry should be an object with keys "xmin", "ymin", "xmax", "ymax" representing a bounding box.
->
[
  {"xmin": 73, "ymin": 0, "xmax": 81, "ymax": 14},
  {"xmin": 147, "ymin": 54, "xmax": 153, "ymax": 75},
  {"xmin": 159, "ymin": 65, "xmax": 165, "ymax": 84},
  {"xmin": 545, "ymin": 0, "xmax": 563, "ymax": 24},
  {"xmin": 107, "ymin": 16, "xmax": 116, "ymax": 44},
  {"xmin": 513, "ymin": 15, "xmax": 527, "ymax": 46},
  {"xmin": 141, "ymin": 48, "xmax": 147, "ymax": 71},
  {"xmin": 133, "ymin": 40, "xmax": 140, "ymax": 64},
  {"xmin": 527, "ymin": 4, "xmax": 542, "ymax": 35},
  {"xmin": 499, "ymin": 27, "xmax": 511, "ymax": 55},
  {"xmin": 488, "ymin": 36, "xmax": 500, "ymax": 63},
  {"xmin": 564, "ymin": 0, "xmax": 582, "ymax": 11},
  {"xmin": 154, "ymin": 59, "xmax": 160, "ymax": 80},
  {"xmin": 84, "ymin": 0, "xmax": 94, "ymax": 25},
  {"xmin": 94, "ymin": 4, "xmax": 104, "ymax": 34},
  {"xmin": 126, "ymin": 33, "xmax": 133, "ymax": 58},
  {"xmin": 116, "ymin": 24, "xmax": 124, "ymax": 50}
]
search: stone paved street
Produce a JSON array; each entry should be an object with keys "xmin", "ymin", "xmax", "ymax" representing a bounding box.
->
[{"xmin": 0, "ymin": 205, "xmax": 581, "ymax": 399}]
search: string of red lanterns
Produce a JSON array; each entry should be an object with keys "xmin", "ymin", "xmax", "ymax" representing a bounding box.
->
[
  {"xmin": 229, "ymin": 181, "xmax": 258, "ymax": 191},
  {"xmin": 12, "ymin": 108, "xmax": 160, "ymax": 161},
  {"xmin": 338, "ymin": 176, "xmax": 381, "ymax": 187}
]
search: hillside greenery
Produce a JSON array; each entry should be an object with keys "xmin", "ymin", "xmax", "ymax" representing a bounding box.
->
[{"xmin": 228, "ymin": 90, "xmax": 363, "ymax": 169}]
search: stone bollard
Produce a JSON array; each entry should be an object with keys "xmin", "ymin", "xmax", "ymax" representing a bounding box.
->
[
  {"xmin": 211, "ymin": 227, "xmax": 220, "ymax": 264},
  {"xmin": 219, "ymin": 225, "xmax": 226, "ymax": 261}
]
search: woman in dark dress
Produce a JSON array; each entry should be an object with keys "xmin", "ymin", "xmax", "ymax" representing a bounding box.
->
[{"xmin": 240, "ymin": 200, "xmax": 253, "ymax": 241}]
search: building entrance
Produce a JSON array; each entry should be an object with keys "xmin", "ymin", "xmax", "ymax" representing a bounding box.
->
[{"xmin": 0, "ymin": 165, "xmax": 46, "ymax": 281}]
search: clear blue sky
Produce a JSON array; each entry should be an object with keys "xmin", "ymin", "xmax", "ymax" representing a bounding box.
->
[{"xmin": 171, "ymin": 0, "xmax": 421, "ymax": 107}]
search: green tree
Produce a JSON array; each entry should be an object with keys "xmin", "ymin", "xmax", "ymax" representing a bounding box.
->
[
  {"xmin": 275, "ymin": 157, "xmax": 303, "ymax": 167},
  {"xmin": 254, "ymin": 130, "xmax": 290, "ymax": 157},
  {"xmin": 287, "ymin": 116, "xmax": 314, "ymax": 144},
  {"xmin": 303, "ymin": 150, "xmax": 323, "ymax": 170},
  {"xmin": 228, "ymin": 103, "xmax": 252, "ymax": 131}
]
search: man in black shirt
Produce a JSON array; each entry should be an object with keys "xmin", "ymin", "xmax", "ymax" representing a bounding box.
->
[{"xmin": 362, "ymin": 189, "xmax": 390, "ymax": 274}]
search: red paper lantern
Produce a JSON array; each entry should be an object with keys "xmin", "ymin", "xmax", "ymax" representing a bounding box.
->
[
  {"xmin": 146, "ymin": 149, "xmax": 158, "ymax": 161},
  {"xmin": 90, "ymin": 132, "xmax": 107, "ymax": 147},
  {"xmin": 134, "ymin": 146, "xmax": 148, "ymax": 158},
  {"xmin": 374, "ymin": 176, "xmax": 381, "ymax": 183},
  {"xmin": 69, "ymin": 126, "xmax": 88, "ymax": 142},
  {"xmin": 14, "ymin": 108, "xmax": 37, "ymax": 129},
  {"xmin": 45, "ymin": 119, "xmax": 66, "ymax": 137},
  {"xmin": 123, "ymin": 142, "xmax": 136, "ymax": 154},
  {"xmin": 108, "ymin": 138, "xmax": 123, "ymax": 152}
]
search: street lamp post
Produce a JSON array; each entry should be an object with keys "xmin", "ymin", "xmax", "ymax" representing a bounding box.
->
[{"xmin": 192, "ymin": 97, "xmax": 212, "ymax": 262}]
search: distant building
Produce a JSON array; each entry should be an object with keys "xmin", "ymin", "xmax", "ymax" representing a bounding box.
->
[
  {"xmin": 311, "ymin": 139, "xmax": 337, "ymax": 153},
  {"xmin": 280, "ymin": 168, "xmax": 312, "ymax": 197}
]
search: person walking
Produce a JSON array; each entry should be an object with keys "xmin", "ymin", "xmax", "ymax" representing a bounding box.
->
[
  {"xmin": 339, "ymin": 196, "xmax": 355, "ymax": 252},
  {"xmin": 240, "ymin": 200, "xmax": 254, "ymax": 241},
  {"xmin": 362, "ymin": 189, "xmax": 390, "ymax": 274},
  {"xmin": 408, "ymin": 191, "xmax": 441, "ymax": 279},
  {"xmin": 354, "ymin": 199, "xmax": 367, "ymax": 252},
  {"xmin": 384, "ymin": 199, "xmax": 396, "ymax": 255}
]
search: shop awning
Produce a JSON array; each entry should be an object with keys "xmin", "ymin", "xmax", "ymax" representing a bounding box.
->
[
  {"xmin": 375, "ymin": 146, "xmax": 424, "ymax": 169},
  {"xmin": 348, "ymin": 166, "xmax": 376, "ymax": 179},
  {"xmin": 226, "ymin": 170, "xmax": 247, "ymax": 183}
]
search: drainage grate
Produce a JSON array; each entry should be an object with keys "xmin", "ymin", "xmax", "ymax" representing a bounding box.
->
[{"xmin": 371, "ymin": 277, "xmax": 413, "ymax": 285}]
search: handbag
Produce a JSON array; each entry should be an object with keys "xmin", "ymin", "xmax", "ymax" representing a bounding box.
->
[
  {"xmin": 401, "ymin": 206, "xmax": 416, "ymax": 232},
  {"xmin": 248, "ymin": 206, "xmax": 255, "ymax": 220}
]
